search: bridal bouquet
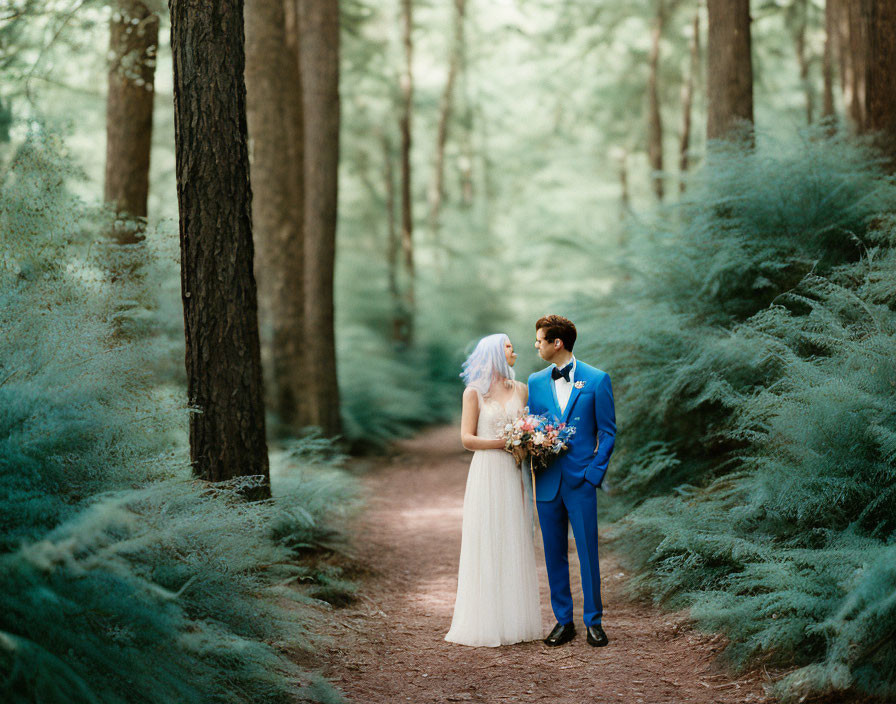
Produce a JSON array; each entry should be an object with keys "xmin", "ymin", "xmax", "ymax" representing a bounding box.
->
[{"xmin": 499, "ymin": 408, "xmax": 576, "ymax": 472}]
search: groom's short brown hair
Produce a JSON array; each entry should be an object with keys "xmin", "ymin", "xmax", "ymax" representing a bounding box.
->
[{"xmin": 536, "ymin": 315, "xmax": 577, "ymax": 352}]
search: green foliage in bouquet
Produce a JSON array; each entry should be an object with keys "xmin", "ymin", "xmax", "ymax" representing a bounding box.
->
[
  {"xmin": 575, "ymin": 127, "xmax": 896, "ymax": 701},
  {"xmin": 0, "ymin": 127, "xmax": 352, "ymax": 703}
]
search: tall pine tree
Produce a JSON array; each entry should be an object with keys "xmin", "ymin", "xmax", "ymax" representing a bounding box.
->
[
  {"xmin": 647, "ymin": 0, "xmax": 665, "ymax": 201},
  {"xmin": 169, "ymin": 0, "xmax": 271, "ymax": 497},
  {"xmin": 707, "ymin": 0, "xmax": 754, "ymax": 141},
  {"xmin": 398, "ymin": 0, "xmax": 415, "ymax": 344},
  {"xmin": 863, "ymin": 0, "xmax": 896, "ymax": 153},
  {"xmin": 245, "ymin": 0, "xmax": 308, "ymax": 430},
  {"xmin": 104, "ymin": 0, "xmax": 158, "ymax": 247},
  {"xmin": 300, "ymin": 0, "xmax": 342, "ymax": 437}
]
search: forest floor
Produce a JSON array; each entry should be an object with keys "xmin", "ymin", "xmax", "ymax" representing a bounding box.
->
[{"xmin": 301, "ymin": 425, "xmax": 776, "ymax": 704}]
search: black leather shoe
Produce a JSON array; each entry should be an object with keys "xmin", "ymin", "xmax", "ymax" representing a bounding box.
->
[
  {"xmin": 586, "ymin": 624, "xmax": 609, "ymax": 647},
  {"xmin": 543, "ymin": 622, "xmax": 576, "ymax": 646}
]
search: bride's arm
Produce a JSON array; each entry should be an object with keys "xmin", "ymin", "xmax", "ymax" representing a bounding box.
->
[
  {"xmin": 461, "ymin": 387, "xmax": 505, "ymax": 451},
  {"xmin": 517, "ymin": 380, "xmax": 528, "ymax": 407}
]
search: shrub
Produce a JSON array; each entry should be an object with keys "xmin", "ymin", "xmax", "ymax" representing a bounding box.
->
[
  {"xmin": 0, "ymin": 125, "xmax": 352, "ymax": 703},
  {"xmin": 575, "ymin": 128, "xmax": 896, "ymax": 700}
]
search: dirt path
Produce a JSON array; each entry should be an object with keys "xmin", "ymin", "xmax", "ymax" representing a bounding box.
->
[{"xmin": 312, "ymin": 426, "xmax": 773, "ymax": 704}]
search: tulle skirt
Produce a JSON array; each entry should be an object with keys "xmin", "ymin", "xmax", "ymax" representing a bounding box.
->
[{"xmin": 445, "ymin": 448, "xmax": 543, "ymax": 647}]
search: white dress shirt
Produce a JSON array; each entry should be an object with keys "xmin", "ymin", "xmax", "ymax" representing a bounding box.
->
[{"xmin": 552, "ymin": 355, "xmax": 576, "ymax": 414}]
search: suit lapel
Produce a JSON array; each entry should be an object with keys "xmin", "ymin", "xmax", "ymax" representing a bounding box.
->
[
  {"xmin": 561, "ymin": 382, "xmax": 583, "ymax": 424},
  {"xmin": 545, "ymin": 372, "xmax": 562, "ymax": 420},
  {"xmin": 561, "ymin": 365, "xmax": 587, "ymax": 423}
]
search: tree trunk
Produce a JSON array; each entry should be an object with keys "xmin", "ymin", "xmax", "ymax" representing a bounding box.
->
[
  {"xmin": 457, "ymin": 22, "xmax": 474, "ymax": 208},
  {"xmin": 706, "ymin": 0, "xmax": 754, "ymax": 142},
  {"xmin": 428, "ymin": 0, "xmax": 466, "ymax": 237},
  {"xmin": 104, "ymin": 0, "xmax": 158, "ymax": 246},
  {"xmin": 792, "ymin": 0, "xmax": 814, "ymax": 124},
  {"xmin": 459, "ymin": 137, "xmax": 474, "ymax": 205},
  {"xmin": 862, "ymin": 0, "xmax": 896, "ymax": 160},
  {"xmin": 617, "ymin": 147, "xmax": 630, "ymax": 220},
  {"xmin": 647, "ymin": 0, "xmax": 665, "ymax": 201},
  {"xmin": 838, "ymin": 0, "xmax": 868, "ymax": 128},
  {"xmin": 280, "ymin": 0, "xmax": 310, "ymax": 425},
  {"xmin": 679, "ymin": 9, "xmax": 699, "ymax": 193},
  {"xmin": 398, "ymin": 0, "xmax": 414, "ymax": 345},
  {"xmin": 477, "ymin": 100, "xmax": 495, "ymax": 232},
  {"xmin": 823, "ymin": 0, "xmax": 836, "ymax": 119},
  {"xmin": 834, "ymin": 0, "xmax": 850, "ymax": 115},
  {"xmin": 457, "ymin": 91, "xmax": 475, "ymax": 207},
  {"xmin": 383, "ymin": 133, "xmax": 403, "ymax": 344},
  {"xmin": 169, "ymin": 0, "xmax": 270, "ymax": 498},
  {"xmin": 244, "ymin": 0, "xmax": 307, "ymax": 430},
  {"xmin": 299, "ymin": 0, "xmax": 342, "ymax": 436}
]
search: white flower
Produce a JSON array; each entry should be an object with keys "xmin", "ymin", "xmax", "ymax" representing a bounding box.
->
[{"xmin": 533, "ymin": 432, "xmax": 545, "ymax": 446}]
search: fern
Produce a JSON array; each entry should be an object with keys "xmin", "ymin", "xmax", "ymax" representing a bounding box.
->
[
  {"xmin": 0, "ymin": 124, "xmax": 351, "ymax": 703},
  {"xmin": 577, "ymin": 129, "xmax": 896, "ymax": 700}
]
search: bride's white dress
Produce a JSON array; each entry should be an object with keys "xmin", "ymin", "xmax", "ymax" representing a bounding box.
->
[{"xmin": 445, "ymin": 389, "xmax": 543, "ymax": 646}]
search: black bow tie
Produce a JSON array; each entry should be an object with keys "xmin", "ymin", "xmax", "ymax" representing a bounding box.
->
[{"xmin": 551, "ymin": 363, "xmax": 573, "ymax": 382}]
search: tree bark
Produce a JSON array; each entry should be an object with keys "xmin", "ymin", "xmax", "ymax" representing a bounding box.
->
[
  {"xmin": 792, "ymin": 0, "xmax": 814, "ymax": 124},
  {"xmin": 457, "ymin": 89, "xmax": 475, "ymax": 207},
  {"xmin": 169, "ymin": 0, "xmax": 270, "ymax": 497},
  {"xmin": 834, "ymin": 0, "xmax": 850, "ymax": 115},
  {"xmin": 862, "ymin": 0, "xmax": 896, "ymax": 160},
  {"xmin": 706, "ymin": 0, "xmax": 754, "ymax": 142},
  {"xmin": 647, "ymin": 0, "xmax": 665, "ymax": 201},
  {"xmin": 823, "ymin": 0, "xmax": 836, "ymax": 119},
  {"xmin": 457, "ymin": 24, "xmax": 474, "ymax": 208},
  {"xmin": 617, "ymin": 148, "xmax": 630, "ymax": 222},
  {"xmin": 428, "ymin": 0, "xmax": 466, "ymax": 237},
  {"xmin": 245, "ymin": 0, "xmax": 307, "ymax": 430},
  {"xmin": 837, "ymin": 0, "xmax": 868, "ymax": 128},
  {"xmin": 299, "ymin": 0, "xmax": 342, "ymax": 436},
  {"xmin": 382, "ymin": 133, "xmax": 404, "ymax": 344},
  {"xmin": 398, "ymin": 0, "xmax": 414, "ymax": 345},
  {"xmin": 679, "ymin": 9, "xmax": 699, "ymax": 193},
  {"xmin": 104, "ymin": 0, "xmax": 158, "ymax": 245}
]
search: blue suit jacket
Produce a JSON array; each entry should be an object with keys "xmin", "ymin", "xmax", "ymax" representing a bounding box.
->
[{"xmin": 527, "ymin": 361, "xmax": 616, "ymax": 502}]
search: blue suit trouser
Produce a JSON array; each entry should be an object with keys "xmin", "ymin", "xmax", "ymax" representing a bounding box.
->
[{"xmin": 537, "ymin": 474, "xmax": 602, "ymax": 627}]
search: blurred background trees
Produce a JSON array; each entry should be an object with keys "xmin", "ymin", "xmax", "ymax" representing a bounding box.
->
[
  {"xmin": 300, "ymin": 0, "xmax": 343, "ymax": 437},
  {"xmin": 4, "ymin": 0, "xmax": 896, "ymax": 701},
  {"xmin": 104, "ymin": 0, "xmax": 157, "ymax": 248},
  {"xmin": 706, "ymin": 0, "xmax": 753, "ymax": 140},
  {"xmin": 245, "ymin": 0, "xmax": 307, "ymax": 431}
]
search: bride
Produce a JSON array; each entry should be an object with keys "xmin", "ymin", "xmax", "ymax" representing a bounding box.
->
[{"xmin": 445, "ymin": 333, "xmax": 542, "ymax": 646}]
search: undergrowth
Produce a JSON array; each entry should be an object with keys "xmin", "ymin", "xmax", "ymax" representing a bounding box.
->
[{"xmin": 576, "ymin": 126, "xmax": 896, "ymax": 702}]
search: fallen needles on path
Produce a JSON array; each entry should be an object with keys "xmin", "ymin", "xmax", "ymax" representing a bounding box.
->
[
  {"xmin": 337, "ymin": 620, "xmax": 364, "ymax": 633},
  {"xmin": 359, "ymin": 593, "xmax": 388, "ymax": 617}
]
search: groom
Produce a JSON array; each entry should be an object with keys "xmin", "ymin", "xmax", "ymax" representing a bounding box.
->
[{"xmin": 527, "ymin": 315, "xmax": 615, "ymax": 648}]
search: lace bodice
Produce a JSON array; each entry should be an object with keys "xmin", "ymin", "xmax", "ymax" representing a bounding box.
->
[{"xmin": 476, "ymin": 388, "xmax": 524, "ymax": 440}]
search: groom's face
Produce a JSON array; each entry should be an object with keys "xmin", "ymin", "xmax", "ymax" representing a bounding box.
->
[{"xmin": 535, "ymin": 328, "xmax": 561, "ymax": 363}]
